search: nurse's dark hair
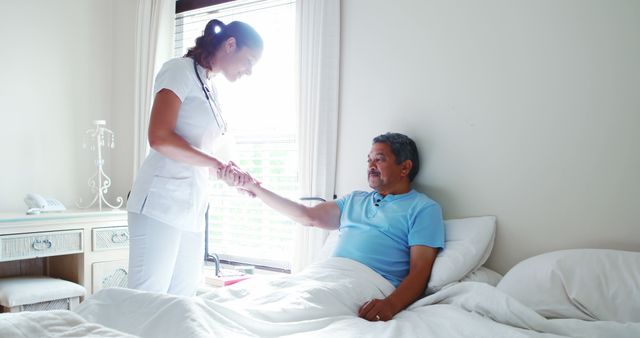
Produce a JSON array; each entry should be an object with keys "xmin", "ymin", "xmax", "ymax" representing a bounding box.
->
[
  {"xmin": 372, "ymin": 132, "xmax": 420, "ymax": 182},
  {"xmin": 185, "ymin": 19, "xmax": 263, "ymax": 69}
]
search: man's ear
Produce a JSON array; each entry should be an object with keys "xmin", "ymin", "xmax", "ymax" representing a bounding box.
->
[
  {"xmin": 401, "ymin": 160, "xmax": 413, "ymax": 177},
  {"xmin": 224, "ymin": 37, "xmax": 237, "ymax": 53}
]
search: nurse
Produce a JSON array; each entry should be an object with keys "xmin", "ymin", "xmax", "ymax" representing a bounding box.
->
[{"xmin": 126, "ymin": 19, "xmax": 263, "ymax": 296}]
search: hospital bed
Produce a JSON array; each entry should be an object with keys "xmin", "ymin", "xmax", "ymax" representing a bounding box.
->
[{"xmin": 1, "ymin": 216, "xmax": 639, "ymax": 338}]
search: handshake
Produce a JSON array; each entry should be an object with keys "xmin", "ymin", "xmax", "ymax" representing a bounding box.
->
[{"xmin": 211, "ymin": 161, "xmax": 259, "ymax": 197}]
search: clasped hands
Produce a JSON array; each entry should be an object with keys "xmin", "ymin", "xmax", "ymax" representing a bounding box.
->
[{"xmin": 213, "ymin": 161, "xmax": 258, "ymax": 196}]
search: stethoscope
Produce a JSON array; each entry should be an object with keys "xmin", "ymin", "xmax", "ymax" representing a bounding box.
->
[{"xmin": 193, "ymin": 58, "xmax": 227, "ymax": 134}]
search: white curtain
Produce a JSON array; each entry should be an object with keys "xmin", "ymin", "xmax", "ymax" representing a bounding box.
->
[
  {"xmin": 133, "ymin": 0, "xmax": 175, "ymax": 176},
  {"xmin": 291, "ymin": 0, "xmax": 341, "ymax": 273}
]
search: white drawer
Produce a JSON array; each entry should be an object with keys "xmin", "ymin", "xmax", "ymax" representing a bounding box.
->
[
  {"xmin": 92, "ymin": 259, "xmax": 128, "ymax": 294},
  {"xmin": 0, "ymin": 230, "xmax": 83, "ymax": 262},
  {"xmin": 92, "ymin": 226, "xmax": 129, "ymax": 251}
]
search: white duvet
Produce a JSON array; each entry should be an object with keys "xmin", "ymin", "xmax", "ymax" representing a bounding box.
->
[
  {"xmin": 70, "ymin": 257, "xmax": 639, "ymax": 338},
  {"xmin": 0, "ymin": 310, "xmax": 136, "ymax": 338},
  {"xmin": 3, "ymin": 257, "xmax": 638, "ymax": 338}
]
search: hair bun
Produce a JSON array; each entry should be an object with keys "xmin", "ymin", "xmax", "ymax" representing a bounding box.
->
[{"xmin": 204, "ymin": 19, "xmax": 226, "ymax": 37}]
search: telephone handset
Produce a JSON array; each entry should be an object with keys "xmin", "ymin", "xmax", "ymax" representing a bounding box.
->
[{"xmin": 24, "ymin": 193, "xmax": 66, "ymax": 215}]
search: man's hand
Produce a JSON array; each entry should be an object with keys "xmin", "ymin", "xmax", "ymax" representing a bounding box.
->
[
  {"xmin": 215, "ymin": 161, "xmax": 260, "ymax": 197},
  {"xmin": 358, "ymin": 298, "xmax": 399, "ymax": 322},
  {"xmin": 358, "ymin": 246, "xmax": 438, "ymax": 322}
]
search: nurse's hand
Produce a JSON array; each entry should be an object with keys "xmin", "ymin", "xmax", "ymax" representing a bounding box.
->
[
  {"xmin": 215, "ymin": 162, "xmax": 243, "ymax": 186},
  {"xmin": 217, "ymin": 161, "xmax": 259, "ymax": 191}
]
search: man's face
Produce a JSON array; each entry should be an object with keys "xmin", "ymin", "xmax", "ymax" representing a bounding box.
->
[{"xmin": 367, "ymin": 142, "xmax": 406, "ymax": 191}]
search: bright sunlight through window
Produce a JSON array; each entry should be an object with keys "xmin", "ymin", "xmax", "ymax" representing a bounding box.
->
[{"xmin": 175, "ymin": 0, "xmax": 297, "ymax": 270}]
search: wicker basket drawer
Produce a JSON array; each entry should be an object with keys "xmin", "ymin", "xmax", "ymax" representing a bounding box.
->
[
  {"xmin": 92, "ymin": 259, "xmax": 128, "ymax": 293},
  {"xmin": 92, "ymin": 226, "xmax": 129, "ymax": 251},
  {"xmin": 0, "ymin": 230, "xmax": 83, "ymax": 262},
  {"xmin": 4, "ymin": 297, "xmax": 81, "ymax": 313}
]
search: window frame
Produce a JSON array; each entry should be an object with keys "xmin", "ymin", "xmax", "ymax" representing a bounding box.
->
[{"xmin": 176, "ymin": 0, "xmax": 234, "ymax": 14}]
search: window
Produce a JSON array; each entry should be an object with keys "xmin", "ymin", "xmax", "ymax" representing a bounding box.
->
[{"xmin": 175, "ymin": 0, "xmax": 297, "ymax": 271}]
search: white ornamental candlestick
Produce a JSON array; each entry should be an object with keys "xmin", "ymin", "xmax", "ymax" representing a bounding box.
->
[{"xmin": 77, "ymin": 120, "xmax": 123, "ymax": 211}]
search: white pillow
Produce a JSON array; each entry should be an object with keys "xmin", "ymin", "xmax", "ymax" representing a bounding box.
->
[
  {"xmin": 316, "ymin": 216, "xmax": 497, "ymax": 293},
  {"xmin": 316, "ymin": 230, "xmax": 340, "ymax": 262},
  {"xmin": 0, "ymin": 276, "xmax": 85, "ymax": 307},
  {"xmin": 427, "ymin": 216, "xmax": 497, "ymax": 293},
  {"xmin": 496, "ymin": 249, "xmax": 640, "ymax": 322}
]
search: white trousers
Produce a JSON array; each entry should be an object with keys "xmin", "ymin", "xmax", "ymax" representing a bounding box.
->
[{"xmin": 127, "ymin": 212, "xmax": 204, "ymax": 296}]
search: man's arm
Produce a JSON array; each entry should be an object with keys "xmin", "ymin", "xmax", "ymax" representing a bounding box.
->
[
  {"xmin": 358, "ymin": 245, "xmax": 438, "ymax": 321},
  {"xmin": 230, "ymin": 170, "xmax": 341, "ymax": 230}
]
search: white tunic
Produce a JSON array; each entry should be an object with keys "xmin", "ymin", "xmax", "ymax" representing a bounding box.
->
[{"xmin": 127, "ymin": 57, "xmax": 223, "ymax": 232}]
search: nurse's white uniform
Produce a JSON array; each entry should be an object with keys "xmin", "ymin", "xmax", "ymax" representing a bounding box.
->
[{"xmin": 126, "ymin": 57, "xmax": 222, "ymax": 296}]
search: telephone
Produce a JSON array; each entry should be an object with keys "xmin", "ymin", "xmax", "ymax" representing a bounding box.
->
[{"xmin": 24, "ymin": 193, "xmax": 66, "ymax": 215}]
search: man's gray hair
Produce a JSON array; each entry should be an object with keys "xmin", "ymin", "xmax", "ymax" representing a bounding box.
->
[{"xmin": 372, "ymin": 132, "xmax": 420, "ymax": 182}]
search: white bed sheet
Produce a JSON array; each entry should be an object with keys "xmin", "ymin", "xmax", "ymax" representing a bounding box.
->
[
  {"xmin": 0, "ymin": 309, "xmax": 137, "ymax": 338},
  {"xmin": 71, "ymin": 257, "xmax": 640, "ymax": 338}
]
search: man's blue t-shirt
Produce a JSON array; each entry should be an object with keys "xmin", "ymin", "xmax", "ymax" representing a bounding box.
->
[{"xmin": 333, "ymin": 190, "xmax": 445, "ymax": 287}]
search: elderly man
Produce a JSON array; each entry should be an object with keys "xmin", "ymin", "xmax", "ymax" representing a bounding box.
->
[{"xmin": 222, "ymin": 132, "xmax": 444, "ymax": 321}]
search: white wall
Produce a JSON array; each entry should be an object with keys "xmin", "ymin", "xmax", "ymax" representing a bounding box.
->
[
  {"xmin": 1, "ymin": 0, "xmax": 638, "ymax": 275},
  {"xmin": 110, "ymin": 1, "xmax": 137, "ymax": 206},
  {"xmin": 0, "ymin": 0, "xmax": 136, "ymax": 211},
  {"xmin": 338, "ymin": 0, "xmax": 640, "ymax": 273}
]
